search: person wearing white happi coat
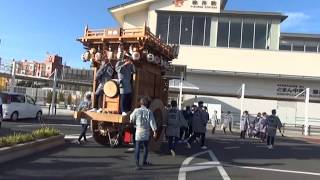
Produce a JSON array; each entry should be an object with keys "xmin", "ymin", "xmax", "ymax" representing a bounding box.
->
[
  {"xmin": 254, "ymin": 112, "xmax": 262, "ymax": 137},
  {"xmin": 130, "ymin": 97, "xmax": 157, "ymax": 170},
  {"xmin": 222, "ymin": 111, "xmax": 233, "ymax": 134},
  {"xmin": 211, "ymin": 110, "xmax": 218, "ymax": 134},
  {"xmin": 259, "ymin": 112, "xmax": 268, "ymax": 142},
  {"xmin": 240, "ymin": 111, "xmax": 249, "ymax": 139}
]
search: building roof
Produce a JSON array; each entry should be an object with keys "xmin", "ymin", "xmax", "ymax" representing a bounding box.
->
[
  {"xmin": 109, "ymin": 0, "xmax": 229, "ymax": 11},
  {"xmin": 281, "ymin": 33, "xmax": 320, "ymax": 40},
  {"xmin": 108, "ymin": 0, "xmax": 146, "ymax": 11},
  {"xmin": 109, "ymin": 0, "xmax": 231, "ymax": 24},
  {"xmin": 220, "ymin": 10, "xmax": 288, "ymax": 22}
]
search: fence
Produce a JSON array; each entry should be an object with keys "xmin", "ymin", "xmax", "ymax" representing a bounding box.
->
[{"xmin": 4, "ymin": 86, "xmax": 88, "ymax": 107}]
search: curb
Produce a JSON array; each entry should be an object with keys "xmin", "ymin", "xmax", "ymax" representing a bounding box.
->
[{"xmin": 0, "ymin": 134, "xmax": 65, "ymax": 164}]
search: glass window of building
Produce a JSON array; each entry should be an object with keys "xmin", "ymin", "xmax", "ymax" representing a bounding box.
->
[
  {"xmin": 305, "ymin": 42, "xmax": 318, "ymax": 52},
  {"xmin": 292, "ymin": 42, "xmax": 305, "ymax": 51},
  {"xmin": 156, "ymin": 12, "xmax": 210, "ymax": 46},
  {"xmin": 254, "ymin": 22, "xmax": 267, "ymax": 49},
  {"xmin": 192, "ymin": 16, "xmax": 205, "ymax": 45},
  {"xmin": 217, "ymin": 18, "xmax": 229, "ymax": 47},
  {"xmin": 279, "ymin": 41, "xmax": 292, "ymax": 51},
  {"xmin": 204, "ymin": 17, "xmax": 211, "ymax": 46},
  {"xmin": 180, "ymin": 16, "xmax": 193, "ymax": 45},
  {"xmin": 229, "ymin": 19, "xmax": 242, "ymax": 48},
  {"xmin": 168, "ymin": 15, "xmax": 181, "ymax": 44},
  {"xmin": 156, "ymin": 14, "xmax": 169, "ymax": 43},
  {"xmin": 242, "ymin": 20, "xmax": 254, "ymax": 48}
]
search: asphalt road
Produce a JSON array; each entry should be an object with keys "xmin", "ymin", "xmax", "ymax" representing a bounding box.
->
[{"xmin": 1, "ymin": 119, "xmax": 320, "ymax": 180}]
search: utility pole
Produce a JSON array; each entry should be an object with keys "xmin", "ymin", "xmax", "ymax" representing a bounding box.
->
[
  {"xmin": 304, "ymin": 88, "xmax": 310, "ymax": 136},
  {"xmin": 10, "ymin": 59, "xmax": 16, "ymax": 93},
  {"xmin": 294, "ymin": 88, "xmax": 310, "ymax": 136},
  {"xmin": 51, "ymin": 68, "xmax": 57, "ymax": 116}
]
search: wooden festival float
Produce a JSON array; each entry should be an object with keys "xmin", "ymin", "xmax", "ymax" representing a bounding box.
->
[{"xmin": 75, "ymin": 24, "xmax": 179, "ymax": 149}]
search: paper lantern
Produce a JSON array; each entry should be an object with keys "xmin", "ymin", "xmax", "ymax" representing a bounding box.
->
[
  {"xmin": 89, "ymin": 48, "xmax": 97, "ymax": 54},
  {"xmin": 155, "ymin": 56, "xmax": 161, "ymax": 64},
  {"xmin": 132, "ymin": 51, "xmax": 141, "ymax": 61},
  {"xmin": 147, "ymin": 53, "xmax": 154, "ymax": 63},
  {"xmin": 81, "ymin": 53, "xmax": 86, "ymax": 61},
  {"xmin": 107, "ymin": 51, "xmax": 113, "ymax": 60},
  {"xmin": 117, "ymin": 51, "xmax": 124, "ymax": 60},
  {"xmin": 95, "ymin": 52, "xmax": 102, "ymax": 61},
  {"xmin": 84, "ymin": 51, "xmax": 91, "ymax": 61},
  {"xmin": 160, "ymin": 59, "xmax": 165, "ymax": 67}
]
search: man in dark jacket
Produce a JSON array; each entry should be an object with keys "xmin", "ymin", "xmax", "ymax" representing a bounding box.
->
[
  {"xmin": 92, "ymin": 59, "xmax": 114, "ymax": 112},
  {"xmin": 187, "ymin": 101, "xmax": 209, "ymax": 150},
  {"xmin": 266, "ymin": 109, "xmax": 282, "ymax": 150},
  {"xmin": 182, "ymin": 106, "xmax": 193, "ymax": 139}
]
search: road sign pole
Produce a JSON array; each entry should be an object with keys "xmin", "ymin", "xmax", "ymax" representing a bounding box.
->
[
  {"xmin": 304, "ymin": 88, "xmax": 310, "ymax": 136},
  {"xmin": 239, "ymin": 83, "xmax": 245, "ymax": 129},
  {"xmin": 178, "ymin": 72, "xmax": 183, "ymax": 110}
]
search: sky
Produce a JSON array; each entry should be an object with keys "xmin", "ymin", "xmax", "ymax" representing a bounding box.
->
[{"xmin": 0, "ymin": 0, "xmax": 319, "ymax": 69}]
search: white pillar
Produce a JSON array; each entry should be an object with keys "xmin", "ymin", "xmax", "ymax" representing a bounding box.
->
[
  {"xmin": 51, "ymin": 69, "xmax": 57, "ymax": 115},
  {"xmin": 304, "ymin": 88, "xmax": 310, "ymax": 136},
  {"xmin": 178, "ymin": 72, "xmax": 184, "ymax": 110},
  {"xmin": 239, "ymin": 83, "xmax": 245, "ymax": 128},
  {"xmin": 10, "ymin": 59, "xmax": 16, "ymax": 93}
]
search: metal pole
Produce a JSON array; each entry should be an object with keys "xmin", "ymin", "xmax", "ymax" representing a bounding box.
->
[
  {"xmin": 239, "ymin": 83, "xmax": 245, "ymax": 129},
  {"xmin": 178, "ymin": 72, "xmax": 184, "ymax": 110},
  {"xmin": 10, "ymin": 59, "xmax": 16, "ymax": 93},
  {"xmin": 304, "ymin": 88, "xmax": 310, "ymax": 136},
  {"xmin": 51, "ymin": 69, "xmax": 57, "ymax": 116}
]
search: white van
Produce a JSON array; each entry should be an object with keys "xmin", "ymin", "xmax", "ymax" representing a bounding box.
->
[{"xmin": 0, "ymin": 92, "xmax": 42, "ymax": 121}]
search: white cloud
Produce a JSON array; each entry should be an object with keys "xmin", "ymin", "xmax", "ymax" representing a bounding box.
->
[{"xmin": 282, "ymin": 12, "xmax": 311, "ymax": 32}]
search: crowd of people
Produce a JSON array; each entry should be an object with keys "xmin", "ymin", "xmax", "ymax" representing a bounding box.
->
[
  {"xmin": 212, "ymin": 109, "xmax": 283, "ymax": 149},
  {"xmin": 76, "ymin": 92, "xmax": 283, "ymax": 169},
  {"xmin": 75, "ymin": 48, "xmax": 284, "ymax": 167}
]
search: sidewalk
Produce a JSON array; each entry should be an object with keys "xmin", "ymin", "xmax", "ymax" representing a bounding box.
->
[
  {"xmin": 208, "ymin": 124, "xmax": 320, "ymax": 144},
  {"xmin": 41, "ymin": 107, "xmax": 75, "ymax": 121}
]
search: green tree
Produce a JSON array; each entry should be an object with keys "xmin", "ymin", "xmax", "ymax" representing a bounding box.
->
[
  {"xmin": 46, "ymin": 91, "xmax": 52, "ymax": 104},
  {"xmin": 67, "ymin": 94, "xmax": 72, "ymax": 105},
  {"xmin": 46, "ymin": 91, "xmax": 58, "ymax": 104},
  {"xmin": 58, "ymin": 92, "xmax": 64, "ymax": 103}
]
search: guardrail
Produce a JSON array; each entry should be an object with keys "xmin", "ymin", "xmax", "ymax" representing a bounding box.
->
[{"xmin": 283, "ymin": 123, "xmax": 320, "ymax": 136}]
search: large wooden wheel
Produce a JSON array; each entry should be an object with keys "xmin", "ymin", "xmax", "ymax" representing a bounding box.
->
[{"xmin": 148, "ymin": 99, "xmax": 167, "ymax": 151}]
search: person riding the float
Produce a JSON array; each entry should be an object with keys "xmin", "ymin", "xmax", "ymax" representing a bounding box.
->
[
  {"xmin": 91, "ymin": 58, "xmax": 114, "ymax": 112},
  {"xmin": 115, "ymin": 52, "xmax": 136, "ymax": 116}
]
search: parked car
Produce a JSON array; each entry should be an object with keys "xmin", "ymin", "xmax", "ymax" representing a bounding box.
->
[{"xmin": 0, "ymin": 92, "xmax": 42, "ymax": 121}]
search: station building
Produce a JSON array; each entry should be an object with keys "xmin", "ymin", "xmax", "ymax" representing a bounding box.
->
[{"xmin": 109, "ymin": 0, "xmax": 320, "ymax": 125}]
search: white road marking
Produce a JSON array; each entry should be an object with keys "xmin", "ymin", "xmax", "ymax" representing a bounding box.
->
[
  {"xmin": 208, "ymin": 150, "xmax": 231, "ymax": 180},
  {"xmin": 234, "ymin": 165, "xmax": 320, "ymax": 176},
  {"xmin": 17, "ymin": 124, "xmax": 81, "ymax": 127},
  {"xmin": 64, "ymin": 134, "xmax": 92, "ymax": 139},
  {"xmin": 178, "ymin": 150, "xmax": 231, "ymax": 180}
]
